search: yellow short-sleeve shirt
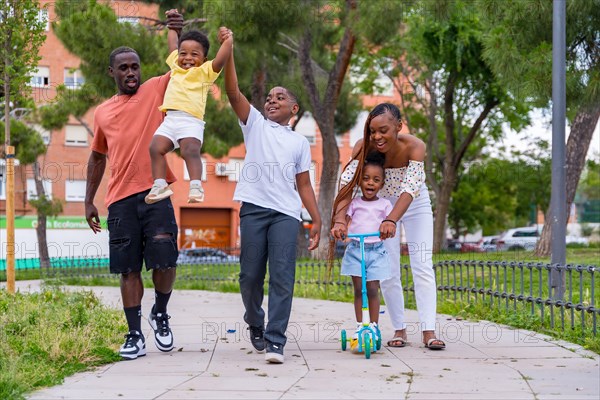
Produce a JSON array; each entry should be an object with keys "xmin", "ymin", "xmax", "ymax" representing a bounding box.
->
[{"xmin": 159, "ymin": 50, "xmax": 220, "ymax": 120}]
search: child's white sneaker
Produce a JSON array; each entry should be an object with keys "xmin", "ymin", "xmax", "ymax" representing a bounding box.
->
[
  {"xmin": 145, "ymin": 184, "xmax": 173, "ymax": 204},
  {"xmin": 188, "ymin": 184, "xmax": 204, "ymax": 203}
]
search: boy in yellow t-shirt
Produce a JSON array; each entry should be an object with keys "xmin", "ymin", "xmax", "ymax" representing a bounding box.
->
[{"xmin": 146, "ymin": 9, "xmax": 233, "ymax": 204}]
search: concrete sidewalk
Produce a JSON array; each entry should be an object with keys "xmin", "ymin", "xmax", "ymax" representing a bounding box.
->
[{"xmin": 14, "ymin": 282, "xmax": 599, "ymax": 400}]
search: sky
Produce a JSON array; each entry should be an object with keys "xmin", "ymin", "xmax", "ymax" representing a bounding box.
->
[{"xmin": 499, "ymin": 109, "xmax": 600, "ymax": 160}]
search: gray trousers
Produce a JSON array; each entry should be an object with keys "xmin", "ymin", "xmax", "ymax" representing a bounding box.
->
[{"xmin": 239, "ymin": 202, "xmax": 299, "ymax": 347}]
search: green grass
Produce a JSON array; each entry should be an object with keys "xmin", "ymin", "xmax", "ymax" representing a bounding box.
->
[
  {"xmin": 428, "ymin": 246, "xmax": 600, "ymax": 265},
  {"xmin": 0, "ymin": 286, "xmax": 125, "ymax": 400}
]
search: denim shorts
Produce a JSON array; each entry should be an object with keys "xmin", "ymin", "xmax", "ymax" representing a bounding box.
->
[
  {"xmin": 107, "ymin": 190, "xmax": 178, "ymax": 274},
  {"xmin": 341, "ymin": 240, "xmax": 390, "ymax": 281}
]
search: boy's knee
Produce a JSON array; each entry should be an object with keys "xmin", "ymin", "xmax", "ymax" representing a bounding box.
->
[{"xmin": 181, "ymin": 143, "xmax": 202, "ymax": 160}]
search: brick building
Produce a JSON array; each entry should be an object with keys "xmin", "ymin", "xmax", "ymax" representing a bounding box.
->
[{"xmin": 1, "ymin": 0, "xmax": 401, "ymax": 255}]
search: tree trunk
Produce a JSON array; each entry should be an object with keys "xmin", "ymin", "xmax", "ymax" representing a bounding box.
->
[
  {"xmin": 315, "ymin": 119, "xmax": 341, "ymax": 259},
  {"xmin": 296, "ymin": 1, "xmax": 356, "ymax": 259},
  {"xmin": 534, "ymin": 103, "xmax": 600, "ymax": 256},
  {"xmin": 433, "ymin": 173, "xmax": 455, "ymax": 252},
  {"xmin": 33, "ymin": 161, "xmax": 51, "ymax": 269},
  {"xmin": 250, "ymin": 64, "xmax": 267, "ymax": 113}
]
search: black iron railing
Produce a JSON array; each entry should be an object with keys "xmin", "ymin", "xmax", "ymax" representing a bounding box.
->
[{"xmin": 3, "ymin": 256, "xmax": 597, "ymax": 336}]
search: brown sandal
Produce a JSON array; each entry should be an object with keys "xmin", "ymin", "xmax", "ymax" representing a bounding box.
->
[{"xmin": 424, "ymin": 338, "xmax": 445, "ymax": 350}]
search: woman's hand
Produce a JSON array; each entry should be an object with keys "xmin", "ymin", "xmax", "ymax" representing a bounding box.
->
[
  {"xmin": 379, "ymin": 220, "xmax": 396, "ymax": 240},
  {"xmin": 330, "ymin": 221, "xmax": 347, "ymax": 241}
]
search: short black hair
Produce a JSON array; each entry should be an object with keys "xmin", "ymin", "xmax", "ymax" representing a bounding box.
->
[
  {"xmin": 109, "ymin": 46, "xmax": 138, "ymax": 67},
  {"xmin": 284, "ymin": 87, "xmax": 298, "ymax": 104},
  {"xmin": 365, "ymin": 151, "xmax": 385, "ymax": 174},
  {"xmin": 179, "ymin": 30, "xmax": 210, "ymax": 55}
]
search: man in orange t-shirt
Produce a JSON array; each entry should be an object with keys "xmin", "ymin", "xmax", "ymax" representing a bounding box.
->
[{"xmin": 84, "ymin": 12, "xmax": 182, "ymax": 361}]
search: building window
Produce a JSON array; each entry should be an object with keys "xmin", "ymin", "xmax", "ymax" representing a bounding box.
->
[
  {"xmin": 64, "ymin": 125, "xmax": 88, "ymax": 146},
  {"xmin": 64, "ymin": 68, "xmax": 85, "ymax": 89},
  {"xmin": 118, "ymin": 16, "xmax": 139, "ymax": 25},
  {"xmin": 374, "ymin": 74, "xmax": 395, "ymax": 97},
  {"xmin": 294, "ymin": 112, "xmax": 317, "ymax": 146},
  {"xmin": 30, "ymin": 66, "xmax": 50, "ymax": 87},
  {"xmin": 65, "ymin": 180, "xmax": 86, "ymax": 202},
  {"xmin": 38, "ymin": 8, "xmax": 49, "ymax": 31},
  {"xmin": 26, "ymin": 178, "xmax": 52, "ymax": 200}
]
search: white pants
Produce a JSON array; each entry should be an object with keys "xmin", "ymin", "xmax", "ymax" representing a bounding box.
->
[{"xmin": 381, "ymin": 184, "xmax": 437, "ymax": 331}]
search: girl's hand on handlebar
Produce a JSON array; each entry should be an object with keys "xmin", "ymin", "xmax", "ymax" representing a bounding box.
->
[{"xmin": 330, "ymin": 221, "xmax": 347, "ymax": 241}]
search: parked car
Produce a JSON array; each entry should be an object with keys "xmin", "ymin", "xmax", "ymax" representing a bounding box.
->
[
  {"xmin": 445, "ymin": 239, "xmax": 485, "ymax": 253},
  {"xmin": 497, "ymin": 227, "xmax": 539, "ymax": 251},
  {"xmin": 177, "ymin": 248, "xmax": 240, "ymax": 264},
  {"xmin": 480, "ymin": 236, "xmax": 500, "ymax": 252}
]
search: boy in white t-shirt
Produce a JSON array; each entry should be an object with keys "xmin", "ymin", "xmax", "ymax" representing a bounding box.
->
[
  {"xmin": 222, "ymin": 28, "xmax": 321, "ymax": 365},
  {"xmin": 340, "ymin": 153, "xmax": 392, "ymax": 352}
]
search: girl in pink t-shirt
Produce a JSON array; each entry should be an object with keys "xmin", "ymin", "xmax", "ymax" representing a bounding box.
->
[{"xmin": 339, "ymin": 153, "xmax": 393, "ymax": 352}]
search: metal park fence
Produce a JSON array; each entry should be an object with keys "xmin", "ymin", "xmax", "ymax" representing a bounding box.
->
[{"xmin": 2, "ymin": 256, "xmax": 597, "ymax": 336}]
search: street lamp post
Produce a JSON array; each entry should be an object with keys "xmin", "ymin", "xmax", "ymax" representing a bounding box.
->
[{"xmin": 550, "ymin": 0, "xmax": 567, "ymax": 299}]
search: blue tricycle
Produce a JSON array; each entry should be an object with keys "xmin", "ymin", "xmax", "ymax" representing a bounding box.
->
[{"xmin": 340, "ymin": 232, "xmax": 382, "ymax": 359}]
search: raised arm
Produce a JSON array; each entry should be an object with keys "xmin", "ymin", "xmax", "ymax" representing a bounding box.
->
[
  {"xmin": 212, "ymin": 27, "xmax": 233, "ymax": 73},
  {"xmin": 296, "ymin": 171, "xmax": 322, "ymax": 251},
  {"xmin": 165, "ymin": 9, "xmax": 183, "ymax": 53},
  {"xmin": 85, "ymin": 150, "xmax": 106, "ymax": 233},
  {"xmin": 167, "ymin": 29, "xmax": 178, "ymax": 53},
  {"xmin": 221, "ymin": 28, "xmax": 250, "ymax": 124}
]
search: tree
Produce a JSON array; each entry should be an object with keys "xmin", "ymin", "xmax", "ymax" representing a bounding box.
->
[
  {"xmin": 0, "ymin": 118, "xmax": 59, "ymax": 269},
  {"xmin": 480, "ymin": 0, "xmax": 600, "ymax": 256},
  {"xmin": 356, "ymin": 0, "xmax": 530, "ymax": 250},
  {"xmin": 1, "ymin": 0, "xmax": 47, "ymax": 282}
]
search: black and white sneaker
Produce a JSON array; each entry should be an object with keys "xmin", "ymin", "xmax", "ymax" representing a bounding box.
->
[
  {"xmin": 148, "ymin": 307, "xmax": 174, "ymax": 352},
  {"xmin": 120, "ymin": 330, "xmax": 146, "ymax": 360},
  {"xmin": 248, "ymin": 325, "xmax": 265, "ymax": 353},
  {"xmin": 265, "ymin": 341, "xmax": 284, "ymax": 364}
]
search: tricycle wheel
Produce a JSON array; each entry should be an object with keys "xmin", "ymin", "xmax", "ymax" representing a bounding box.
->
[
  {"xmin": 341, "ymin": 329, "xmax": 347, "ymax": 351},
  {"xmin": 363, "ymin": 332, "xmax": 371, "ymax": 359}
]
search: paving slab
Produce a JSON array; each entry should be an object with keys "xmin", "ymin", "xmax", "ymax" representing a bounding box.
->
[{"xmin": 8, "ymin": 281, "xmax": 597, "ymax": 400}]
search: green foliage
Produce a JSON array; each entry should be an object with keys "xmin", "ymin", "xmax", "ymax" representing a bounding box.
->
[
  {"xmin": 449, "ymin": 144, "xmax": 552, "ymax": 236},
  {"xmin": 0, "ymin": 120, "xmax": 46, "ymax": 163},
  {"xmin": 0, "ymin": 288, "xmax": 124, "ymax": 399},
  {"xmin": 481, "ymin": 0, "xmax": 600, "ymax": 109},
  {"xmin": 0, "ymin": 0, "xmax": 46, "ymax": 107},
  {"xmin": 28, "ymin": 195, "xmax": 63, "ymax": 218},
  {"xmin": 578, "ymin": 157, "xmax": 600, "ymax": 201},
  {"xmin": 36, "ymin": 84, "xmax": 102, "ymax": 131},
  {"xmin": 53, "ymin": 0, "xmax": 167, "ymax": 98},
  {"xmin": 202, "ymin": 97, "xmax": 242, "ymax": 158}
]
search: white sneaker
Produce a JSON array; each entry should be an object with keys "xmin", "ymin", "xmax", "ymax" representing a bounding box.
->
[
  {"xmin": 145, "ymin": 184, "xmax": 173, "ymax": 204},
  {"xmin": 120, "ymin": 330, "xmax": 146, "ymax": 360},
  {"xmin": 188, "ymin": 184, "xmax": 204, "ymax": 203},
  {"xmin": 265, "ymin": 342, "xmax": 284, "ymax": 364},
  {"xmin": 148, "ymin": 307, "xmax": 174, "ymax": 352}
]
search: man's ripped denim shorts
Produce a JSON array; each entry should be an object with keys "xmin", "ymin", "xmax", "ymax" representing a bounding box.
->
[{"xmin": 106, "ymin": 190, "xmax": 178, "ymax": 274}]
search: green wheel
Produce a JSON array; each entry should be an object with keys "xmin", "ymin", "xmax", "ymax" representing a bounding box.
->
[
  {"xmin": 376, "ymin": 337, "xmax": 382, "ymax": 351},
  {"xmin": 341, "ymin": 329, "xmax": 347, "ymax": 351},
  {"xmin": 363, "ymin": 332, "xmax": 371, "ymax": 359}
]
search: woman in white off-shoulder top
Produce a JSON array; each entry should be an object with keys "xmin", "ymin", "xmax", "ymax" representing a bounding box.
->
[{"xmin": 331, "ymin": 103, "xmax": 445, "ymax": 350}]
